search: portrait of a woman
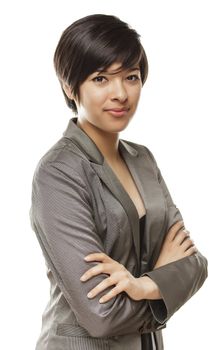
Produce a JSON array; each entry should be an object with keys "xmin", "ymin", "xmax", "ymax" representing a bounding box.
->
[{"xmin": 29, "ymin": 14, "xmax": 208, "ymax": 350}]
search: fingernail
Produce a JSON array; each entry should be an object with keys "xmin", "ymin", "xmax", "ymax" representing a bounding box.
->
[
  {"xmin": 80, "ymin": 275, "xmax": 86, "ymax": 281},
  {"xmin": 87, "ymin": 292, "xmax": 93, "ymax": 298},
  {"xmin": 84, "ymin": 256, "xmax": 90, "ymax": 261},
  {"xmin": 99, "ymin": 297, "xmax": 104, "ymax": 303}
]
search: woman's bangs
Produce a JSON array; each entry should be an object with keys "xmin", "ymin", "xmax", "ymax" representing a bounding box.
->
[{"xmin": 92, "ymin": 44, "xmax": 142, "ymax": 74}]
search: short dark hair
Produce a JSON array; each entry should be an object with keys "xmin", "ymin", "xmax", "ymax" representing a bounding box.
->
[{"xmin": 53, "ymin": 14, "xmax": 148, "ymax": 114}]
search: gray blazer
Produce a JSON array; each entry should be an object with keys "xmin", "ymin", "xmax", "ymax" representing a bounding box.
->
[{"xmin": 29, "ymin": 117, "xmax": 208, "ymax": 350}]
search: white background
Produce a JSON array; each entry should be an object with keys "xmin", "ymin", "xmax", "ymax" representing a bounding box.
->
[{"xmin": 0, "ymin": 1, "xmax": 220, "ymax": 349}]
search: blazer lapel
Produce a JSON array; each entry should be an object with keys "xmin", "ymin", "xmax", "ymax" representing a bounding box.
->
[
  {"xmin": 125, "ymin": 151, "xmax": 167, "ymax": 269},
  {"xmin": 63, "ymin": 117, "xmax": 143, "ymax": 266},
  {"xmin": 91, "ymin": 159, "xmax": 141, "ymax": 266}
]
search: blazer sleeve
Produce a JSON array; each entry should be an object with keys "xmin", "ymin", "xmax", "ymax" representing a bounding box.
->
[
  {"xmin": 140, "ymin": 146, "xmax": 208, "ymax": 323},
  {"xmin": 29, "ymin": 160, "xmax": 166, "ymax": 338}
]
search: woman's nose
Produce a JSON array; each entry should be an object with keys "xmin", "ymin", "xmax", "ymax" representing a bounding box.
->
[{"xmin": 110, "ymin": 80, "xmax": 128, "ymax": 102}]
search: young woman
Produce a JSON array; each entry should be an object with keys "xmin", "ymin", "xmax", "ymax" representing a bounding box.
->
[{"xmin": 30, "ymin": 14, "xmax": 208, "ymax": 350}]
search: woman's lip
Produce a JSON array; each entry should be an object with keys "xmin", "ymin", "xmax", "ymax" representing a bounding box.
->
[
  {"xmin": 104, "ymin": 108, "xmax": 129, "ymax": 112},
  {"xmin": 104, "ymin": 109, "xmax": 129, "ymax": 117}
]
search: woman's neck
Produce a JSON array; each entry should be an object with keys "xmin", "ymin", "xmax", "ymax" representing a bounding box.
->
[{"xmin": 76, "ymin": 117, "xmax": 121, "ymax": 164}]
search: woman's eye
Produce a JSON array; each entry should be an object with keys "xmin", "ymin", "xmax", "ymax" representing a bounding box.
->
[
  {"xmin": 127, "ymin": 74, "xmax": 140, "ymax": 81},
  {"xmin": 92, "ymin": 76, "xmax": 107, "ymax": 83}
]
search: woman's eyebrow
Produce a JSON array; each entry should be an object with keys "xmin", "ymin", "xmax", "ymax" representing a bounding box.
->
[
  {"xmin": 127, "ymin": 67, "xmax": 140, "ymax": 72},
  {"xmin": 96, "ymin": 67, "xmax": 140, "ymax": 75}
]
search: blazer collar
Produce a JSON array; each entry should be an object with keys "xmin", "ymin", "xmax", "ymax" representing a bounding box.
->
[{"xmin": 63, "ymin": 117, "xmax": 138, "ymax": 164}]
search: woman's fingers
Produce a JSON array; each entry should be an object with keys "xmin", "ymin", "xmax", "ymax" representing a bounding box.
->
[
  {"xmin": 99, "ymin": 283, "xmax": 126, "ymax": 303},
  {"xmin": 184, "ymin": 245, "xmax": 198, "ymax": 257},
  {"xmin": 80, "ymin": 252, "xmax": 138, "ymax": 303},
  {"xmin": 154, "ymin": 220, "xmax": 198, "ymax": 268},
  {"xmin": 86, "ymin": 276, "xmax": 115, "ymax": 299},
  {"xmin": 173, "ymin": 229, "xmax": 190, "ymax": 245},
  {"xmin": 166, "ymin": 220, "xmax": 185, "ymax": 241},
  {"xmin": 80, "ymin": 253, "xmax": 115, "ymax": 281},
  {"xmin": 181, "ymin": 237, "xmax": 194, "ymax": 251},
  {"xmin": 98, "ymin": 276, "xmax": 133, "ymax": 303},
  {"xmin": 86, "ymin": 274, "xmax": 127, "ymax": 303},
  {"xmin": 173, "ymin": 229, "xmax": 196, "ymax": 254},
  {"xmin": 80, "ymin": 263, "xmax": 111, "ymax": 281},
  {"xmin": 84, "ymin": 252, "xmax": 110, "ymax": 262}
]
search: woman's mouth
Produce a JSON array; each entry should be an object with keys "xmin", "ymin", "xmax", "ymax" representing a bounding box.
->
[{"xmin": 104, "ymin": 107, "xmax": 130, "ymax": 117}]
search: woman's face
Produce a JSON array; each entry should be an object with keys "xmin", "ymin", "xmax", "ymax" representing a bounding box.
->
[{"xmin": 74, "ymin": 62, "xmax": 142, "ymax": 133}]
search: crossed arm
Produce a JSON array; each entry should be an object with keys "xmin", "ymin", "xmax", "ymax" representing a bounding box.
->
[
  {"xmin": 80, "ymin": 220, "xmax": 198, "ymax": 303},
  {"xmin": 79, "ymin": 145, "xmax": 208, "ymax": 323},
  {"xmin": 30, "ymin": 157, "xmax": 207, "ymax": 337}
]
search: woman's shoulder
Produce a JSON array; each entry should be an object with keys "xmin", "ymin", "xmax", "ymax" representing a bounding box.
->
[
  {"xmin": 32, "ymin": 136, "xmax": 90, "ymax": 180},
  {"xmin": 120, "ymin": 138, "xmax": 157, "ymax": 164}
]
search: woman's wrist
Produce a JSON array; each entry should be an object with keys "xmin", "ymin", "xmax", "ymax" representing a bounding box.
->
[{"xmin": 138, "ymin": 276, "xmax": 162, "ymax": 300}]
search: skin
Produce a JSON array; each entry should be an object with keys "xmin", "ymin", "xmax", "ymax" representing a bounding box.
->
[
  {"xmin": 62, "ymin": 62, "xmax": 198, "ymax": 304},
  {"xmin": 63, "ymin": 61, "xmax": 142, "ymax": 163}
]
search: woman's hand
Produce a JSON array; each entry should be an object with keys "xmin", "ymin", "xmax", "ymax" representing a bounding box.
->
[
  {"xmin": 154, "ymin": 220, "xmax": 198, "ymax": 269},
  {"xmin": 80, "ymin": 253, "xmax": 161, "ymax": 303}
]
